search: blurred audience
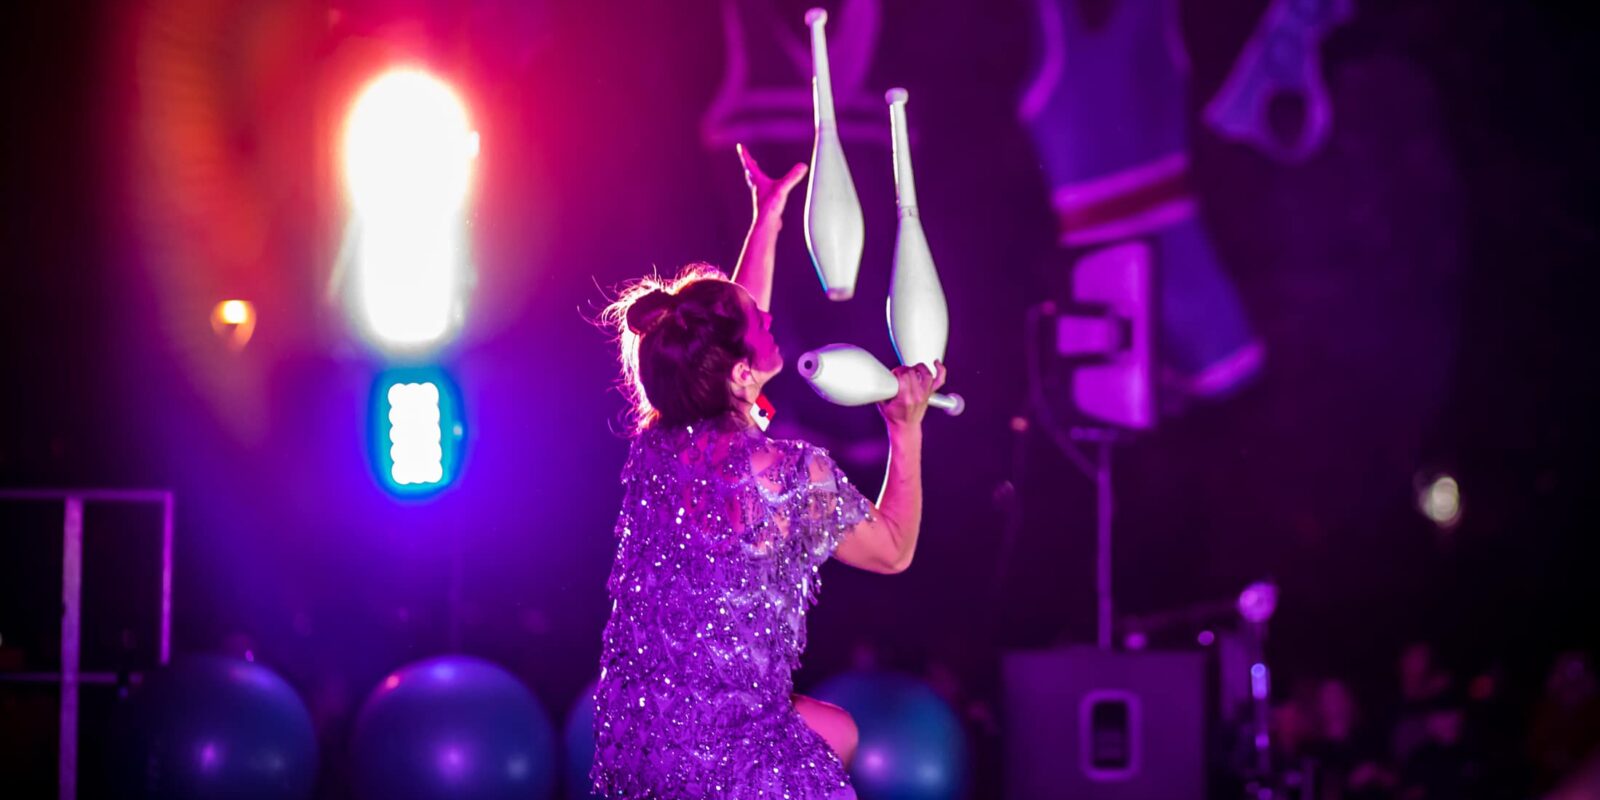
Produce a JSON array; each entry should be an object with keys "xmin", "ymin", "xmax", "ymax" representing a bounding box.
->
[
  {"xmin": 1392, "ymin": 642, "xmax": 1453, "ymax": 764},
  {"xmin": 1530, "ymin": 652, "xmax": 1600, "ymax": 794},
  {"xmin": 1303, "ymin": 678, "xmax": 1395, "ymax": 800},
  {"xmin": 1269, "ymin": 641, "xmax": 1600, "ymax": 799},
  {"xmin": 1395, "ymin": 684, "xmax": 1481, "ymax": 799}
]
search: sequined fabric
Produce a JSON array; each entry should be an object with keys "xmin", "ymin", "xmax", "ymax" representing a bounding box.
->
[{"xmin": 592, "ymin": 420, "xmax": 873, "ymax": 799}]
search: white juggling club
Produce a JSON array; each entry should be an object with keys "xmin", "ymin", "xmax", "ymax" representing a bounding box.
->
[
  {"xmin": 798, "ymin": 343, "xmax": 964, "ymax": 416},
  {"xmin": 885, "ymin": 87, "xmax": 948, "ymax": 370},
  {"xmin": 802, "ymin": 8, "xmax": 865, "ymax": 301}
]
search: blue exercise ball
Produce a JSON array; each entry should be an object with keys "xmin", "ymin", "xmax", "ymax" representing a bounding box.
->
[
  {"xmin": 562, "ymin": 680, "xmax": 598, "ymax": 799},
  {"xmin": 813, "ymin": 671, "xmax": 969, "ymax": 800},
  {"xmin": 351, "ymin": 655, "xmax": 556, "ymax": 800},
  {"xmin": 108, "ymin": 655, "xmax": 318, "ymax": 799}
]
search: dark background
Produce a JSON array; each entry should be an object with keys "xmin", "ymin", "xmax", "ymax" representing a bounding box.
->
[{"xmin": 3, "ymin": 0, "xmax": 1597, "ymax": 795}]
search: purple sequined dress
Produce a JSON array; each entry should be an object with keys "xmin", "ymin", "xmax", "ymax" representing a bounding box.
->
[{"xmin": 591, "ymin": 421, "xmax": 873, "ymax": 799}]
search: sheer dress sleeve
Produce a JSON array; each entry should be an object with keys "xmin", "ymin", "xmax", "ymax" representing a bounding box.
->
[{"xmin": 795, "ymin": 445, "xmax": 872, "ymax": 567}]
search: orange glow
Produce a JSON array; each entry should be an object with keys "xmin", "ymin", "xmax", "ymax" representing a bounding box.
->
[
  {"xmin": 209, "ymin": 299, "xmax": 257, "ymax": 350},
  {"xmin": 218, "ymin": 299, "xmax": 250, "ymax": 325}
]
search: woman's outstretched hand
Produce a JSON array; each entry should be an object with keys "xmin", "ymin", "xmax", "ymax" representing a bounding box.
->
[
  {"xmin": 738, "ymin": 143, "xmax": 808, "ymax": 221},
  {"xmin": 879, "ymin": 361, "xmax": 948, "ymax": 431}
]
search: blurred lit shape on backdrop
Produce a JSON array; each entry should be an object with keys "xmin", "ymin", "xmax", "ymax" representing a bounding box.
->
[
  {"xmin": 371, "ymin": 368, "xmax": 464, "ymax": 496},
  {"xmin": 209, "ymin": 299, "xmax": 257, "ymax": 350},
  {"xmin": 1042, "ymin": 241, "xmax": 1155, "ymax": 431},
  {"xmin": 342, "ymin": 69, "xmax": 479, "ymax": 354}
]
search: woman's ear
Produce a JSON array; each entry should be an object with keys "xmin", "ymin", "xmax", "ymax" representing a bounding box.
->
[{"xmin": 730, "ymin": 359, "xmax": 755, "ymax": 388}]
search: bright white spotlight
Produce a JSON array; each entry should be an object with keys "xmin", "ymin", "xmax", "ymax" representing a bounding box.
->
[
  {"xmin": 343, "ymin": 69, "xmax": 478, "ymax": 353},
  {"xmin": 1418, "ymin": 474, "xmax": 1462, "ymax": 529}
]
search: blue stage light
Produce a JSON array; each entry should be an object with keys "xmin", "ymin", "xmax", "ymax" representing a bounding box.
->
[{"xmin": 371, "ymin": 368, "xmax": 464, "ymax": 496}]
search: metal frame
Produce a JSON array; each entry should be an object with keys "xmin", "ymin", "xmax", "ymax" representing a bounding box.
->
[
  {"xmin": 1025, "ymin": 301, "xmax": 1131, "ymax": 651},
  {"xmin": 0, "ymin": 489, "xmax": 174, "ymax": 800}
]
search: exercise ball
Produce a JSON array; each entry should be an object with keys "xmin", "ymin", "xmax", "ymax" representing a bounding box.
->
[
  {"xmin": 108, "ymin": 655, "xmax": 318, "ymax": 799},
  {"xmin": 813, "ymin": 671, "xmax": 969, "ymax": 800},
  {"xmin": 562, "ymin": 680, "xmax": 598, "ymax": 799},
  {"xmin": 351, "ymin": 655, "xmax": 556, "ymax": 800}
]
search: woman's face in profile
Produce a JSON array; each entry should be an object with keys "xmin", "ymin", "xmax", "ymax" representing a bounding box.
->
[{"xmin": 735, "ymin": 286, "xmax": 783, "ymax": 386}]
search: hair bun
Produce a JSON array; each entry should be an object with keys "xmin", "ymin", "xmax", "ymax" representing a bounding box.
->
[{"xmin": 626, "ymin": 289, "xmax": 678, "ymax": 335}]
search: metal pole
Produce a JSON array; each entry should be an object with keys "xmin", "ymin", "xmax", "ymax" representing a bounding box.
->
[
  {"xmin": 1095, "ymin": 440, "xmax": 1113, "ymax": 650},
  {"xmin": 1250, "ymin": 620, "xmax": 1274, "ymax": 787},
  {"xmin": 0, "ymin": 488, "xmax": 173, "ymax": 798},
  {"xmin": 160, "ymin": 492, "xmax": 174, "ymax": 664},
  {"xmin": 448, "ymin": 536, "xmax": 464, "ymax": 651},
  {"xmin": 60, "ymin": 497, "xmax": 84, "ymax": 800}
]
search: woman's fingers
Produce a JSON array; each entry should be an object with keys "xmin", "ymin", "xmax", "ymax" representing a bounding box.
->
[
  {"xmin": 893, "ymin": 364, "xmax": 934, "ymax": 405},
  {"xmin": 881, "ymin": 362, "xmax": 945, "ymax": 424},
  {"xmin": 914, "ymin": 363, "xmax": 935, "ymax": 399},
  {"xmin": 894, "ymin": 366, "xmax": 916, "ymax": 398},
  {"xmin": 777, "ymin": 161, "xmax": 808, "ymax": 194},
  {"xmin": 737, "ymin": 143, "xmax": 766, "ymax": 184},
  {"xmin": 890, "ymin": 367, "xmax": 913, "ymax": 404}
]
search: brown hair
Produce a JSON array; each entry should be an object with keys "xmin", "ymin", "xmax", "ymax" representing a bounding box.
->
[{"xmin": 601, "ymin": 264, "xmax": 753, "ymax": 432}]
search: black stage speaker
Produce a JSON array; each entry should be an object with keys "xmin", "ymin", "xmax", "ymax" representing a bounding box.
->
[{"xmin": 1003, "ymin": 648, "xmax": 1205, "ymax": 799}]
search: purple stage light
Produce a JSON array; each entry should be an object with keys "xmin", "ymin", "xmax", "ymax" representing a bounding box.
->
[
  {"xmin": 1237, "ymin": 581, "xmax": 1278, "ymax": 624},
  {"xmin": 1250, "ymin": 663, "xmax": 1269, "ymax": 701}
]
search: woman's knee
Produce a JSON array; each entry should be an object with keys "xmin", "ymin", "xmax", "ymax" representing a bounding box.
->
[
  {"xmin": 795, "ymin": 694, "xmax": 860, "ymax": 764},
  {"xmin": 833, "ymin": 706, "xmax": 859, "ymax": 763}
]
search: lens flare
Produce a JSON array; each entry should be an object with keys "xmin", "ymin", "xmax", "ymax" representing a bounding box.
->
[{"xmin": 1418, "ymin": 474, "xmax": 1462, "ymax": 528}]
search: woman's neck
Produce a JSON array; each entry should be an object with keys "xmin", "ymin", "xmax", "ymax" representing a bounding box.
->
[{"xmin": 731, "ymin": 397, "xmax": 756, "ymax": 426}]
